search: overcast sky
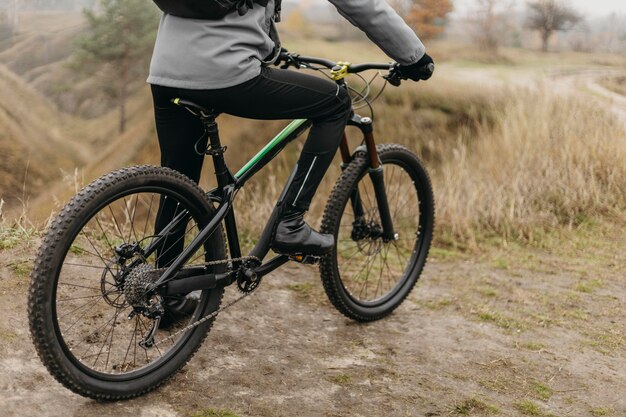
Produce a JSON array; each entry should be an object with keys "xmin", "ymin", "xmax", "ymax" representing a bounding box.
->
[
  {"xmin": 567, "ymin": 0, "xmax": 625, "ymax": 16},
  {"xmin": 452, "ymin": 0, "xmax": 626, "ymax": 17}
]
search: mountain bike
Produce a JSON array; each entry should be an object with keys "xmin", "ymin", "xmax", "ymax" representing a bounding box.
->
[{"xmin": 28, "ymin": 52, "xmax": 435, "ymax": 400}]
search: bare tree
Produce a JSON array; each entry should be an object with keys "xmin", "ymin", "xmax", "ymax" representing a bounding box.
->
[
  {"xmin": 527, "ymin": 0, "xmax": 581, "ymax": 52},
  {"xmin": 466, "ymin": 0, "xmax": 513, "ymax": 54},
  {"xmin": 73, "ymin": 0, "xmax": 158, "ymax": 133}
]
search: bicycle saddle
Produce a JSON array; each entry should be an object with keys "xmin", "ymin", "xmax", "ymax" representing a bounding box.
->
[{"xmin": 171, "ymin": 98, "xmax": 219, "ymax": 118}]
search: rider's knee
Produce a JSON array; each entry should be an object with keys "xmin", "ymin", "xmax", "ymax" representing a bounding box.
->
[
  {"xmin": 311, "ymin": 85, "xmax": 352, "ymax": 125},
  {"xmin": 336, "ymin": 86, "xmax": 352, "ymax": 118}
]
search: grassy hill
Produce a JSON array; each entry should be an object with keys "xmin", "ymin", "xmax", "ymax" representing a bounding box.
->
[
  {"xmin": 0, "ymin": 11, "xmax": 119, "ymax": 117},
  {"xmin": 0, "ymin": 63, "xmax": 89, "ymax": 210}
]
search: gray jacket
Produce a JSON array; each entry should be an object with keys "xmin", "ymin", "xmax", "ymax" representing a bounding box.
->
[{"xmin": 147, "ymin": 0, "xmax": 425, "ymax": 90}]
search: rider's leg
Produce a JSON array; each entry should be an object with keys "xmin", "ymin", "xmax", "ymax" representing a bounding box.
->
[
  {"xmin": 151, "ymin": 84, "xmax": 207, "ymax": 183},
  {"xmin": 266, "ymin": 101, "xmax": 353, "ymax": 256},
  {"xmin": 150, "ymin": 67, "xmax": 352, "ymax": 255},
  {"xmin": 151, "ymin": 84, "xmax": 208, "ymax": 267}
]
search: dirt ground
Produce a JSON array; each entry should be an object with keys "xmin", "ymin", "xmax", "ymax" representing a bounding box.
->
[{"xmin": 0, "ymin": 227, "xmax": 624, "ymax": 417}]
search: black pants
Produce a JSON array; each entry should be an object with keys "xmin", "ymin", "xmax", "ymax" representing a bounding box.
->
[{"xmin": 151, "ymin": 66, "xmax": 353, "ymax": 211}]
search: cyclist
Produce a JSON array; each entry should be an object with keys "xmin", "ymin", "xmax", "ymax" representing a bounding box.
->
[{"xmin": 148, "ymin": 0, "xmax": 434, "ymax": 258}]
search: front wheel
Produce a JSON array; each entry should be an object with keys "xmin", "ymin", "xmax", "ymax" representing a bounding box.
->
[{"xmin": 320, "ymin": 144, "xmax": 435, "ymax": 321}]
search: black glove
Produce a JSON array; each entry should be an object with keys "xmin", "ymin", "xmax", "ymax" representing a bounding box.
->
[{"xmin": 397, "ymin": 53, "xmax": 435, "ymax": 81}]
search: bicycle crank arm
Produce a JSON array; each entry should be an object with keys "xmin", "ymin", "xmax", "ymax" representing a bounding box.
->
[
  {"xmin": 253, "ymin": 254, "xmax": 289, "ymax": 275},
  {"xmin": 252, "ymin": 253, "xmax": 320, "ymax": 273}
]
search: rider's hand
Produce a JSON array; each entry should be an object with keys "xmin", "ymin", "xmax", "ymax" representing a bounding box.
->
[
  {"xmin": 274, "ymin": 47, "xmax": 293, "ymax": 68},
  {"xmin": 397, "ymin": 53, "xmax": 435, "ymax": 81}
]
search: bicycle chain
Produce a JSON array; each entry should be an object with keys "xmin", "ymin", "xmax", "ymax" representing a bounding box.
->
[{"xmin": 151, "ymin": 255, "xmax": 260, "ymax": 347}]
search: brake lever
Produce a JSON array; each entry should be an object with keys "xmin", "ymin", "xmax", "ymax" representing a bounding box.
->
[
  {"xmin": 279, "ymin": 53, "xmax": 301, "ymax": 70},
  {"xmin": 383, "ymin": 64, "xmax": 404, "ymax": 87}
]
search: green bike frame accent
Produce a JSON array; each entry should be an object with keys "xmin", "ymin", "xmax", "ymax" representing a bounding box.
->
[{"xmin": 235, "ymin": 119, "xmax": 309, "ymax": 178}]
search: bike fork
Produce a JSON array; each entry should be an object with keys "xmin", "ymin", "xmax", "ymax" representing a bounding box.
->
[
  {"xmin": 340, "ymin": 133, "xmax": 366, "ymax": 219},
  {"xmin": 342, "ymin": 118, "xmax": 396, "ymax": 242}
]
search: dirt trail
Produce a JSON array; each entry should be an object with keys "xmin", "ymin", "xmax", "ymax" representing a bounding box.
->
[
  {"xmin": 548, "ymin": 68, "xmax": 626, "ymax": 129},
  {"xmin": 0, "ymin": 233, "xmax": 624, "ymax": 417},
  {"xmin": 444, "ymin": 65, "xmax": 626, "ymax": 129}
]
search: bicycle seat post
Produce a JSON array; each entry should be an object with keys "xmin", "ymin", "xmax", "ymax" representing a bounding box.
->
[{"xmin": 200, "ymin": 114, "xmax": 236, "ymax": 192}]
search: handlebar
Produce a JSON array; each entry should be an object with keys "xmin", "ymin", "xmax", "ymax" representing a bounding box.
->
[{"xmin": 275, "ymin": 51, "xmax": 405, "ymax": 86}]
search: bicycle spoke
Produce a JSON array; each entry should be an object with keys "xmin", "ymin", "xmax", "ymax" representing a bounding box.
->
[
  {"xmin": 125, "ymin": 194, "xmax": 140, "ymax": 244},
  {"xmin": 79, "ymin": 231, "xmax": 111, "ymax": 269},
  {"xmin": 154, "ymin": 218, "xmax": 199, "ymax": 266},
  {"xmin": 58, "ymin": 294, "xmax": 105, "ymax": 322},
  {"xmin": 57, "ymin": 293, "xmax": 112, "ymax": 303},
  {"xmin": 93, "ymin": 308, "xmax": 122, "ymax": 369},
  {"xmin": 333, "ymin": 157, "xmax": 425, "ymax": 305},
  {"xmin": 137, "ymin": 193, "xmax": 156, "ymax": 243},
  {"xmin": 58, "ymin": 282, "xmax": 100, "ymax": 290},
  {"xmin": 75, "ymin": 306, "xmax": 122, "ymax": 360},
  {"xmin": 46, "ymin": 182, "xmax": 224, "ymax": 381},
  {"xmin": 356, "ymin": 249, "xmax": 379, "ymax": 299},
  {"xmin": 121, "ymin": 318, "xmax": 139, "ymax": 373},
  {"xmin": 108, "ymin": 204, "xmax": 128, "ymax": 246},
  {"xmin": 95, "ymin": 215, "xmax": 116, "ymax": 256}
]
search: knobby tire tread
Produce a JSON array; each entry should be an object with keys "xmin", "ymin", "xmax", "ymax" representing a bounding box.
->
[
  {"xmin": 319, "ymin": 144, "xmax": 435, "ymax": 322},
  {"xmin": 28, "ymin": 165, "xmax": 227, "ymax": 401}
]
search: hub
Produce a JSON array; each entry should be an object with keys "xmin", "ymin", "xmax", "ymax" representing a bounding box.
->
[{"xmin": 351, "ymin": 217, "xmax": 383, "ymax": 241}]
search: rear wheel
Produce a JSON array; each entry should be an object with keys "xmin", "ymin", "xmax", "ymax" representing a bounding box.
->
[
  {"xmin": 28, "ymin": 165, "xmax": 227, "ymax": 400},
  {"xmin": 320, "ymin": 144, "xmax": 434, "ymax": 321}
]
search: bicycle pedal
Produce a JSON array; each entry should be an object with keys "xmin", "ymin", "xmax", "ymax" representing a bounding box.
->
[{"xmin": 289, "ymin": 254, "xmax": 321, "ymax": 265}]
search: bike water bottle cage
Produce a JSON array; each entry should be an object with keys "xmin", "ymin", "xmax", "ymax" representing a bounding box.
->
[{"xmin": 153, "ymin": 0, "xmax": 282, "ymax": 21}]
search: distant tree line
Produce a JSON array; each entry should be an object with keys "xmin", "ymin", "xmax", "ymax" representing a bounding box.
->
[{"xmin": 459, "ymin": 0, "xmax": 585, "ymax": 54}]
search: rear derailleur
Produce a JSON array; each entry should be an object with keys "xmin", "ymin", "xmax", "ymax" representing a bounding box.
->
[{"xmin": 128, "ymin": 294, "xmax": 165, "ymax": 349}]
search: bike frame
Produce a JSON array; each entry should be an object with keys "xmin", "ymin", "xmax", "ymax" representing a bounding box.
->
[{"xmin": 145, "ymin": 88, "xmax": 397, "ymax": 295}]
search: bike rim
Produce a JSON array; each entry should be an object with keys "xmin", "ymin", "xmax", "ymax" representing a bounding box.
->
[
  {"xmin": 335, "ymin": 158, "xmax": 425, "ymax": 307},
  {"xmin": 52, "ymin": 186, "xmax": 217, "ymax": 381}
]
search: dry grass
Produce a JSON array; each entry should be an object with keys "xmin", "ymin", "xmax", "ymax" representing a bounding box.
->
[
  {"xmin": 598, "ymin": 75, "xmax": 626, "ymax": 97},
  {"xmin": 431, "ymin": 84, "xmax": 626, "ymax": 246}
]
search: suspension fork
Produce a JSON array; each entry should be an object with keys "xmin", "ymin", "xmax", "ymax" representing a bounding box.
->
[
  {"xmin": 340, "ymin": 133, "xmax": 366, "ymax": 219},
  {"xmin": 355, "ymin": 117, "xmax": 396, "ymax": 242}
]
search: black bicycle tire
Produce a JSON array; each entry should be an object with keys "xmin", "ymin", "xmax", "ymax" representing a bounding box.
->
[
  {"xmin": 320, "ymin": 144, "xmax": 435, "ymax": 321},
  {"xmin": 28, "ymin": 165, "xmax": 227, "ymax": 400}
]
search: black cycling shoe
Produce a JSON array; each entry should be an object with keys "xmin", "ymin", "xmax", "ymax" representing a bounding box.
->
[{"xmin": 270, "ymin": 207, "xmax": 334, "ymax": 256}]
